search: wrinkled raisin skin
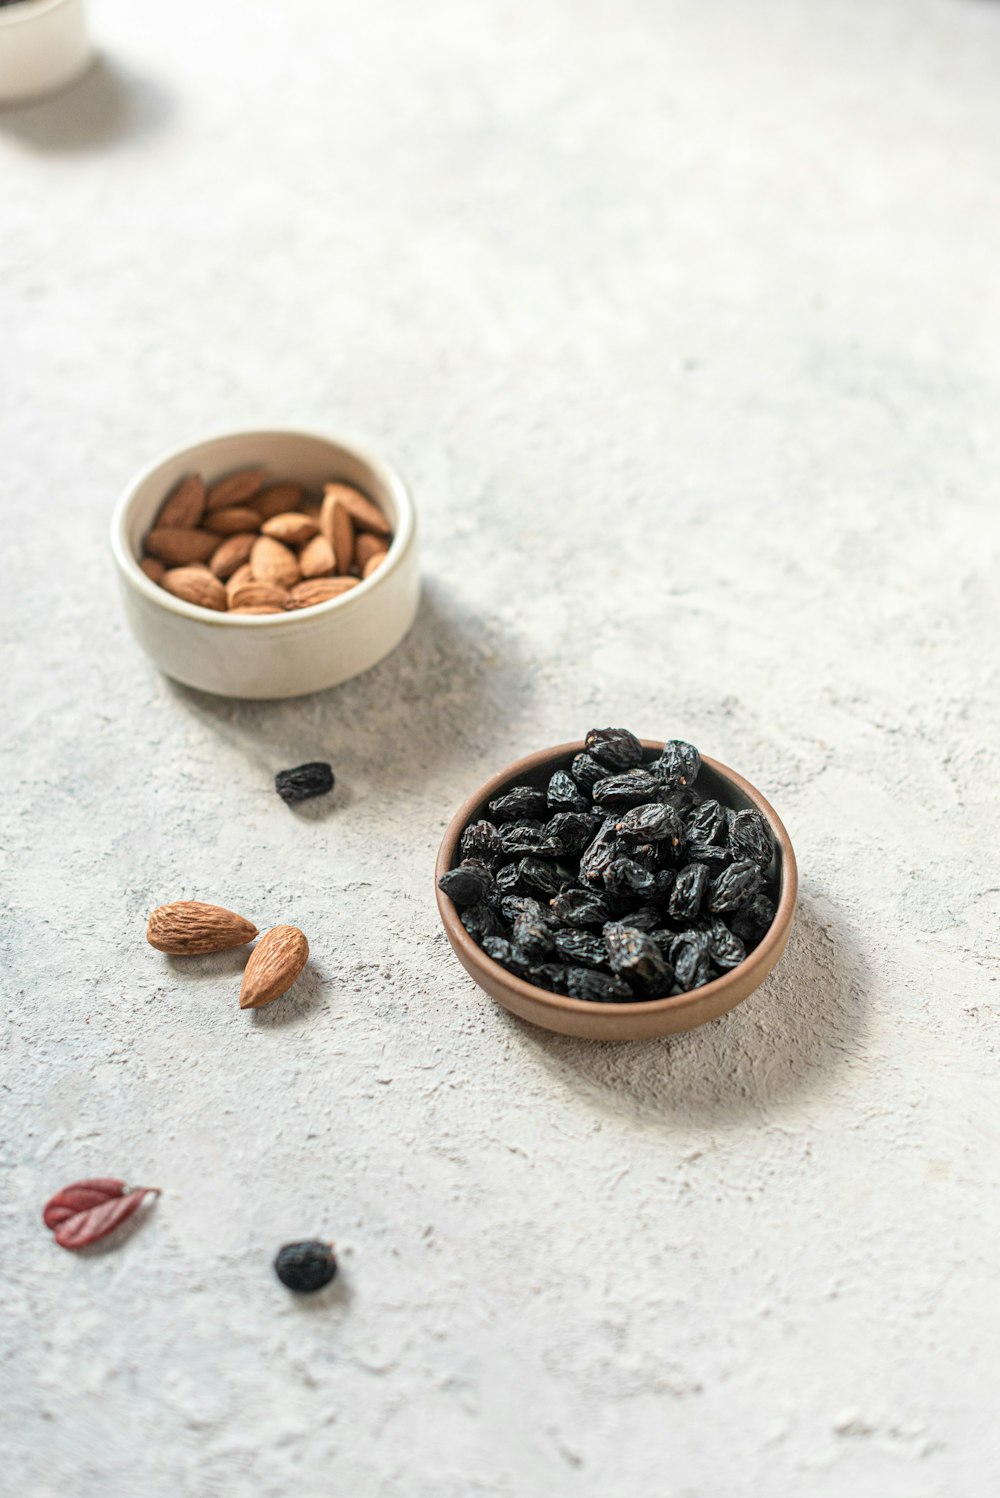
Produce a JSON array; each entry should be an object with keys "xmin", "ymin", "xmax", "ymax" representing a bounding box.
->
[
  {"xmin": 274, "ymin": 1241, "xmax": 338, "ymax": 1293},
  {"xmin": 275, "ymin": 762, "xmax": 334, "ymax": 805}
]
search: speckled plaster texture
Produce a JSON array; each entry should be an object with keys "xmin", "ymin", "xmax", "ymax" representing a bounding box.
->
[{"xmin": 2, "ymin": 0, "xmax": 999, "ymax": 1493}]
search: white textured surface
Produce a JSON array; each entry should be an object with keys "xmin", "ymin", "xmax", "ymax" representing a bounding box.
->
[{"xmin": 2, "ymin": 1, "xmax": 999, "ymax": 1493}]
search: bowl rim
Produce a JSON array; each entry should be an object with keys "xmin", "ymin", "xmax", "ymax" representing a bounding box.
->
[
  {"xmin": 0, "ymin": 0, "xmax": 78, "ymax": 25},
  {"xmin": 110, "ymin": 426, "xmax": 416, "ymax": 628},
  {"xmin": 435, "ymin": 739, "xmax": 798, "ymax": 1018}
]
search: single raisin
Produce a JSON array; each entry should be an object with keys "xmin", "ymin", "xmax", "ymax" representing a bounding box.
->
[
  {"xmin": 668, "ymin": 863, "xmax": 709, "ymax": 922},
  {"xmin": 686, "ymin": 798, "xmax": 727, "ymax": 847},
  {"xmin": 730, "ymin": 893, "xmax": 776, "ymax": 946},
  {"xmin": 545, "ymin": 811, "xmax": 599, "ymax": 857},
  {"xmin": 704, "ymin": 917, "xmax": 746, "ymax": 971},
  {"xmin": 708, "ymin": 859, "xmax": 764, "ymax": 914},
  {"xmin": 654, "ymin": 740, "xmax": 700, "ymax": 790},
  {"xmin": 553, "ymin": 928, "xmax": 609, "ymax": 969},
  {"xmin": 460, "ymin": 820, "xmax": 504, "ymax": 866},
  {"xmin": 570, "ymin": 752, "xmax": 608, "ymax": 791},
  {"xmin": 728, "ymin": 808, "xmax": 774, "ymax": 870},
  {"xmin": 499, "ymin": 821, "xmax": 560, "ymax": 858},
  {"xmin": 549, "ymin": 887, "xmax": 612, "ymax": 927},
  {"xmin": 274, "ymin": 762, "xmax": 334, "ymax": 805},
  {"xmin": 566, "ymin": 966, "xmax": 635, "ymax": 1003},
  {"xmin": 511, "ymin": 911, "xmax": 556, "ymax": 962},
  {"xmin": 579, "ymin": 816, "xmax": 623, "ymax": 883},
  {"xmin": 603, "ymin": 856, "xmax": 661, "ymax": 900},
  {"xmin": 604, "ymin": 923, "xmax": 672, "ymax": 995},
  {"xmin": 547, "ymin": 769, "xmax": 591, "ymax": 814},
  {"xmin": 482, "ymin": 935, "xmax": 513, "ymax": 965},
  {"xmin": 615, "ymin": 802, "xmax": 684, "ymax": 847},
  {"xmin": 500, "ymin": 894, "xmax": 555, "ymax": 927},
  {"xmin": 670, "ymin": 930, "xmax": 714, "ymax": 990},
  {"xmin": 584, "ymin": 727, "xmax": 644, "ymax": 769},
  {"xmin": 591, "ymin": 770, "xmax": 662, "ymax": 811},
  {"xmin": 460, "ymin": 901, "xmax": 504, "ymax": 942},
  {"xmin": 274, "ymin": 1240, "xmax": 338, "ymax": 1293},
  {"xmin": 527, "ymin": 963, "xmax": 569, "ymax": 992},
  {"xmin": 438, "ymin": 861, "xmax": 494, "ymax": 907},
  {"xmin": 488, "ymin": 785, "xmax": 548, "ymax": 824}
]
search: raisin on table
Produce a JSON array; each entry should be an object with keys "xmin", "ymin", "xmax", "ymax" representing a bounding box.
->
[{"xmin": 275, "ymin": 763, "xmax": 335, "ymax": 805}]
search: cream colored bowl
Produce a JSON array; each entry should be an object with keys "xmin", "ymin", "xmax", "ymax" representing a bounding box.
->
[
  {"xmin": 111, "ymin": 428, "xmax": 419, "ymax": 700},
  {"xmin": 0, "ymin": 0, "xmax": 91, "ymax": 104}
]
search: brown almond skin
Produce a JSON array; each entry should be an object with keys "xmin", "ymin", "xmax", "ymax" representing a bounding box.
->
[
  {"xmin": 145, "ymin": 528, "xmax": 218, "ymax": 566},
  {"xmin": 240, "ymin": 925, "xmax": 309, "ymax": 1008},
  {"xmin": 323, "ymin": 482, "xmax": 391, "ymax": 537},
  {"xmin": 251, "ymin": 483, "xmax": 303, "ymax": 519},
  {"xmin": 139, "ymin": 556, "xmax": 166, "ymax": 584},
  {"xmin": 209, "ymin": 532, "xmax": 257, "ymax": 579},
  {"xmin": 301, "ymin": 501, "xmax": 323, "ymax": 521},
  {"xmin": 298, "ymin": 534, "xmax": 335, "ymax": 579},
  {"xmin": 353, "ymin": 532, "xmax": 387, "ymax": 570},
  {"xmin": 261, "ymin": 512, "xmax": 320, "ymax": 547},
  {"xmin": 203, "ymin": 506, "xmax": 262, "ymax": 537},
  {"xmin": 225, "ymin": 563, "xmax": 254, "ymax": 602},
  {"xmin": 320, "ymin": 493, "xmax": 354, "ymax": 575},
  {"xmin": 206, "ymin": 468, "xmax": 268, "ymax": 512},
  {"xmin": 250, "ymin": 535, "xmax": 300, "ymax": 588},
  {"xmin": 161, "ymin": 567, "xmax": 228, "ymax": 611},
  {"xmin": 147, "ymin": 901, "xmax": 258, "ymax": 955},
  {"xmin": 156, "ymin": 474, "xmax": 206, "ymax": 529},
  {"xmin": 228, "ymin": 580, "xmax": 289, "ymax": 610},
  {"xmin": 286, "ymin": 577, "xmax": 359, "ymax": 609},
  {"xmin": 362, "ymin": 551, "xmax": 388, "ymax": 579}
]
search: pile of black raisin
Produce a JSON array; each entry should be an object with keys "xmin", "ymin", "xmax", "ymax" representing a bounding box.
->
[{"xmin": 438, "ymin": 728, "xmax": 777, "ymax": 1003}]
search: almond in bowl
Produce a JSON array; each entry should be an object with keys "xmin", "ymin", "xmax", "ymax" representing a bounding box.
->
[{"xmin": 111, "ymin": 429, "xmax": 419, "ymax": 699}]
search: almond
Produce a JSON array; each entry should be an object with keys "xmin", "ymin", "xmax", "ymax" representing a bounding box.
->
[
  {"xmin": 147, "ymin": 900, "xmax": 258, "ymax": 955},
  {"xmin": 298, "ymin": 534, "xmax": 335, "ymax": 579},
  {"xmin": 204, "ymin": 506, "xmax": 262, "ymax": 537},
  {"xmin": 251, "ymin": 483, "xmax": 304, "ymax": 520},
  {"xmin": 286, "ymin": 577, "xmax": 359, "ymax": 609},
  {"xmin": 320, "ymin": 492, "xmax": 354, "ymax": 574},
  {"xmin": 363, "ymin": 551, "xmax": 388, "ymax": 579},
  {"xmin": 228, "ymin": 580, "xmax": 289, "ymax": 610},
  {"xmin": 145, "ymin": 527, "xmax": 218, "ymax": 566},
  {"xmin": 206, "ymin": 468, "xmax": 268, "ymax": 512},
  {"xmin": 209, "ymin": 532, "xmax": 257, "ymax": 579},
  {"xmin": 139, "ymin": 556, "xmax": 166, "ymax": 584},
  {"xmin": 161, "ymin": 567, "xmax": 228, "ymax": 611},
  {"xmin": 156, "ymin": 474, "xmax": 206, "ymax": 529},
  {"xmin": 250, "ymin": 535, "xmax": 300, "ymax": 588},
  {"xmin": 354, "ymin": 532, "xmax": 388, "ymax": 570},
  {"xmin": 225, "ymin": 563, "xmax": 254, "ymax": 603},
  {"xmin": 323, "ymin": 482, "xmax": 391, "ymax": 537},
  {"xmin": 240, "ymin": 925, "xmax": 309, "ymax": 1009},
  {"xmin": 261, "ymin": 512, "xmax": 319, "ymax": 547},
  {"xmin": 301, "ymin": 501, "xmax": 322, "ymax": 521}
]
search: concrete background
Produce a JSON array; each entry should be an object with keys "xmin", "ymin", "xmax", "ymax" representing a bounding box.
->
[{"xmin": 2, "ymin": 0, "xmax": 999, "ymax": 1493}]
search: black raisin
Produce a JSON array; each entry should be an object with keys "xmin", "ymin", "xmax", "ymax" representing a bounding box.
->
[
  {"xmin": 566, "ymin": 966, "xmax": 635, "ymax": 1003},
  {"xmin": 615, "ymin": 802, "xmax": 685, "ymax": 847},
  {"xmin": 704, "ymin": 917, "xmax": 746, "ymax": 971},
  {"xmin": 482, "ymin": 935, "xmax": 513, "ymax": 965},
  {"xmin": 730, "ymin": 893, "xmax": 776, "ymax": 946},
  {"xmin": 686, "ymin": 798, "xmax": 727, "ymax": 847},
  {"xmin": 460, "ymin": 901, "xmax": 504, "ymax": 942},
  {"xmin": 274, "ymin": 762, "xmax": 334, "ymax": 805},
  {"xmin": 547, "ymin": 770, "xmax": 591, "ymax": 814},
  {"xmin": 591, "ymin": 770, "xmax": 662, "ymax": 811},
  {"xmin": 584, "ymin": 727, "xmax": 644, "ymax": 769},
  {"xmin": 668, "ymin": 863, "xmax": 710, "ymax": 922},
  {"xmin": 549, "ymin": 888, "xmax": 612, "ymax": 927},
  {"xmin": 654, "ymin": 740, "xmax": 700, "ymax": 790},
  {"xmin": 499, "ymin": 821, "xmax": 560, "ymax": 858},
  {"xmin": 708, "ymin": 859, "xmax": 764, "ymax": 914},
  {"xmin": 670, "ymin": 930, "xmax": 714, "ymax": 990},
  {"xmin": 438, "ymin": 861, "xmax": 494, "ymax": 907},
  {"xmin": 622, "ymin": 904, "xmax": 665, "ymax": 932},
  {"xmin": 273, "ymin": 1240, "xmax": 338, "ymax": 1293},
  {"xmin": 553, "ymin": 928, "xmax": 609, "ymax": 969},
  {"xmin": 570, "ymin": 752, "xmax": 608, "ymax": 791},
  {"xmin": 544, "ymin": 812, "xmax": 599, "ymax": 856},
  {"xmin": 460, "ymin": 820, "xmax": 504, "ymax": 866},
  {"xmin": 499, "ymin": 894, "xmax": 554, "ymax": 927},
  {"xmin": 488, "ymin": 785, "xmax": 548, "ymax": 824},
  {"xmin": 579, "ymin": 816, "xmax": 623, "ymax": 883},
  {"xmin": 603, "ymin": 856, "xmax": 661, "ymax": 900},
  {"xmin": 603, "ymin": 924, "xmax": 672, "ymax": 995},
  {"xmin": 499, "ymin": 856, "xmax": 564, "ymax": 899},
  {"xmin": 511, "ymin": 911, "xmax": 556, "ymax": 962},
  {"xmin": 728, "ymin": 808, "xmax": 774, "ymax": 870},
  {"xmin": 527, "ymin": 963, "xmax": 569, "ymax": 992}
]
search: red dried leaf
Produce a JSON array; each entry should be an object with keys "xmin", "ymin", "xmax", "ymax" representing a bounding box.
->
[{"xmin": 43, "ymin": 1180, "xmax": 158, "ymax": 1250}]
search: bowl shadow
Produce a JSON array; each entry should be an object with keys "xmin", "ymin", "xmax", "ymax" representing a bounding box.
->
[
  {"xmin": 515, "ymin": 892, "xmax": 868, "ymax": 1127},
  {"xmin": 0, "ymin": 54, "xmax": 173, "ymax": 150},
  {"xmin": 166, "ymin": 581, "xmax": 537, "ymax": 794}
]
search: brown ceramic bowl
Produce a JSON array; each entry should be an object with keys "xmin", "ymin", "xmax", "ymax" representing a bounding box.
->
[{"xmin": 435, "ymin": 739, "xmax": 797, "ymax": 1041}]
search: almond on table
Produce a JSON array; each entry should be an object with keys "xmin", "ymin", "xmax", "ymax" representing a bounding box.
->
[{"xmin": 139, "ymin": 467, "xmax": 394, "ymax": 617}]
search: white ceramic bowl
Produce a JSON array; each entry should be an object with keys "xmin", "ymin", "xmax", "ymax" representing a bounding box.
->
[
  {"xmin": 111, "ymin": 428, "xmax": 420, "ymax": 700},
  {"xmin": 0, "ymin": 0, "xmax": 91, "ymax": 105}
]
